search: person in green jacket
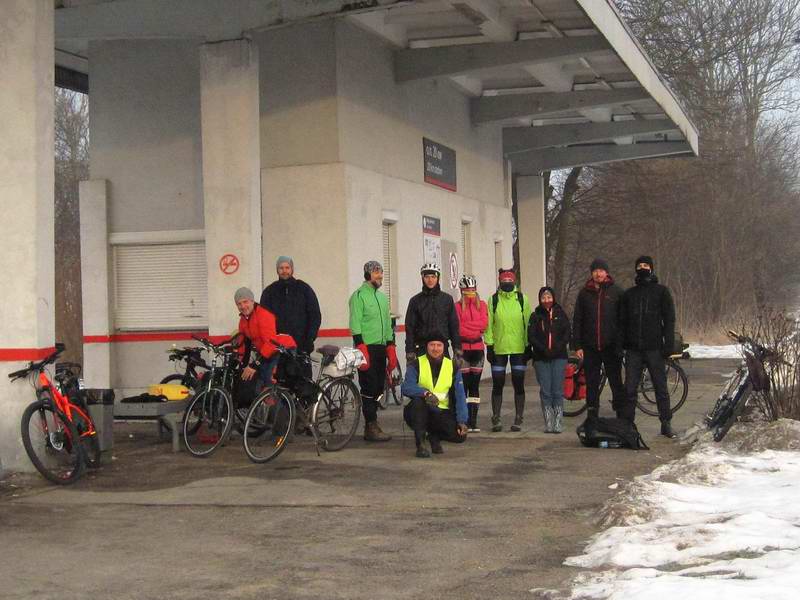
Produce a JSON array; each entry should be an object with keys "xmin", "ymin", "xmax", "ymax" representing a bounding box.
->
[
  {"xmin": 349, "ymin": 260, "xmax": 398, "ymax": 442},
  {"xmin": 485, "ymin": 269, "xmax": 532, "ymax": 432}
]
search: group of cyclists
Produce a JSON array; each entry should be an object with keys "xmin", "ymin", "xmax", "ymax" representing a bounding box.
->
[{"xmin": 237, "ymin": 253, "xmax": 678, "ymax": 459}]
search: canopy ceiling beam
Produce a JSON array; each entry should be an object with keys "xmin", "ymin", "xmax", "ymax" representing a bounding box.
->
[
  {"xmin": 473, "ymin": 88, "xmax": 650, "ymax": 124},
  {"xmin": 511, "ymin": 141, "xmax": 693, "ymax": 174},
  {"xmin": 394, "ymin": 36, "xmax": 611, "ymax": 82},
  {"xmin": 503, "ymin": 119, "xmax": 677, "ymax": 153}
]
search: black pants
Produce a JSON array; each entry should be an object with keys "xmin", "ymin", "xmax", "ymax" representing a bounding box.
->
[
  {"xmin": 357, "ymin": 344, "xmax": 386, "ymax": 424},
  {"xmin": 625, "ymin": 349, "xmax": 671, "ymax": 423},
  {"xmin": 403, "ymin": 398, "xmax": 466, "ymax": 446},
  {"xmin": 490, "ymin": 353, "xmax": 527, "ymax": 419},
  {"xmin": 461, "ymin": 349, "xmax": 484, "ymax": 398},
  {"xmin": 584, "ymin": 346, "xmax": 625, "ymax": 418}
]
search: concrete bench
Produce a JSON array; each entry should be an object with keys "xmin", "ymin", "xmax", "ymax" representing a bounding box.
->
[{"xmin": 113, "ymin": 399, "xmax": 190, "ymax": 452}]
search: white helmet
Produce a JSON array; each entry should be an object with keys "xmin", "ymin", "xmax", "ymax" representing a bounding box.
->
[
  {"xmin": 459, "ymin": 274, "xmax": 477, "ymax": 289},
  {"xmin": 420, "ymin": 263, "xmax": 440, "ymax": 276}
]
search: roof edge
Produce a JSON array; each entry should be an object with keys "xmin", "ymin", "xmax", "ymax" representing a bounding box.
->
[{"xmin": 574, "ymin": 0, "xmax": 699, "ymax": 155}]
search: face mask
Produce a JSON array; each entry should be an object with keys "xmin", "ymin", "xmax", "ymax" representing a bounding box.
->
[
  {"xmin": 636, "ymin": 268, "xmax": 651, "ymax": 279},
  {"xmin": 499, "ymin": 282, "xmax": 515, "ymax": 292}
]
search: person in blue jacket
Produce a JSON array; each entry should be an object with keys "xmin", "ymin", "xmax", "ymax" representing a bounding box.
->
[{"xmin": 401, "ymin": 333, "xmax": 468, "ymax": 458}]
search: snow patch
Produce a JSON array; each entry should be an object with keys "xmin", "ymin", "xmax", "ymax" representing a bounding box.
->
[
  {"xmin": 687, "ymin": 344, "xmax": 742, "ymax": 359},
  {"xmin": 566, "ymin": 421, "xmax": 800, "ymax": 599}
]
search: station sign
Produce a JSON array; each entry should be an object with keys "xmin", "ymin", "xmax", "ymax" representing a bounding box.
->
[{"xmin": 423, "ymin": 137, "xmax": 457, "ymax": 192}]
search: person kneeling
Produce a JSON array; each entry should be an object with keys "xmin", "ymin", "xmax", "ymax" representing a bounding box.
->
[{"xmin": 401, "ymin": 335, "xmax": 468, "ymax": 458}]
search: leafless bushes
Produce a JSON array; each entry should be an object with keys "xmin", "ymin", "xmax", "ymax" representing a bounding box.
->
[{"xmin": 734, "ymin": 308, "xmax": 800, "ymax": 420}]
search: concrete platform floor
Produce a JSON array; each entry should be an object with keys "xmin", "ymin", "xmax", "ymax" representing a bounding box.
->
[{"xmin": 0, "ymin": 359, "xmax": 739, "ymax": 600}]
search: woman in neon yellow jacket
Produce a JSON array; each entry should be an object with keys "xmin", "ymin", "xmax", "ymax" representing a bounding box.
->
[{"xmin": 484, "ymin": 269, "xmax": 532, "ymax": 432}]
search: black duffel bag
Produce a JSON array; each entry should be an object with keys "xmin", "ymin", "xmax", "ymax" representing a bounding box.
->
[{"xmin": 577, "ymin": 417, "xmax": 649, "ymax": 450}]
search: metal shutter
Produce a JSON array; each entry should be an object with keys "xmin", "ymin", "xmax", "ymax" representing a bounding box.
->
[
  {"xmin": 113, "ymin": 242, "xmax": 208, "ymax": 330},
  {"xmin": 382, "ymin": 222, "xmax": 393, "ymax": 312}
]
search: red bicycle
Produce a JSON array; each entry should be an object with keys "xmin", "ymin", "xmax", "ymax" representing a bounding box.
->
[{"xmin": 8, "ymin": 344, "xmax": 100, "ymax": 484}]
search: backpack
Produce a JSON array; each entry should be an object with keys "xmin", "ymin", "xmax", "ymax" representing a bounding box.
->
[{"xmin": 577, "ymin": 417, "xmax": 649, "ymax": 450}]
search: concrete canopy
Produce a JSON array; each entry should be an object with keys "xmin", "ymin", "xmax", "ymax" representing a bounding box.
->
[{"xmin": 358, "ymin": 0, "xmax": 699, "ymax": 172}]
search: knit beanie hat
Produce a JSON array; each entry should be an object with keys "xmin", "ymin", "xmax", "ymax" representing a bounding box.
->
[
  {"xmin": 498, "ymin": 269, "xmax": 516, "ymax": 283},
  {"xmin": 276, "ymin": 256, "xmax": 293, "ymax": 270},
  {"xmin": 635, "ymin": 255, "xmax": 654, "ymax": 270},
  {"xmin": 234, "ymin": 287, "xmax": 254, "ymax": 303},
  {"xmin": 590, "ymin": 258, "xmax": 610, "ymax": 273}
]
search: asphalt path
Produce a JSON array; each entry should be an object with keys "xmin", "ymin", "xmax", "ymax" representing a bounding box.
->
[{"xmin": 0, "ymin": 358, "xmax": 739, "ymax": 600}]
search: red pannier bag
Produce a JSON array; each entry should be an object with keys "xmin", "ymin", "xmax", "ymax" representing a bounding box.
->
[{"xmin": 563, "ymin": 362, "xmax": 576, "ymax": 400}]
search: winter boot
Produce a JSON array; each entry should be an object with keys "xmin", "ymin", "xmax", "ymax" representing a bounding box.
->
[
  {"xmin": 467, "ymin": 401, "xmax": 481, "ymax": 432},
  {"xmin": 491, "ymin": 391, "xmax": 503, "ymax": 432},
  {"xmin": 553, "ymin": 406, "xmax": 563, "ymax": 433},
  {"xmin": 542, "ymin": 406, "xmax": 554, "ymax": 433},
  {"xmin": 414, "ymin": 430, "xmax": 430, "ymax": 458},
  {"xmin": 364, "ymin": 421, "xmax": 392, "ymax": 442},
  {"xmin": 429, "ymin": 434, "xmax": 444, "ymax": 454},
  {"xmin": 491, "ymin": 415, "xmax": 502, "ymax": 432},
  {"xmin": 510, "ymin": 393, "xmax": 525, "ymax": 431},
  {"xmin": 660, "ymin": 421, "xmax": 677, "ymax": 439}
]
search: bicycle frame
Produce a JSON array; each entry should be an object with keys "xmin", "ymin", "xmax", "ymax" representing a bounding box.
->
[{"xmin": 36, "ymin": 367, "xmax": 97, "ymax": 446}]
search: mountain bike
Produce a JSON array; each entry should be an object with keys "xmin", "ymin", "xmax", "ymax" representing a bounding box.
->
[
  {"xmin": 242, "ymin": 342, "xmax": 361, "ymax": 463},
  {"xmin": 9, "ymin": 344, "xmax": 100, "ymax": 484},
  {"xmin": 563, "ymin": 345, "xmax": 690, "ymax": 417},
  {"xmin": 377, "ymin": 363, "xmax": 403, "ymax": 409},
  {"xmin": 705, "ymin": 330, "xmax": 782, "ymax": 442}
]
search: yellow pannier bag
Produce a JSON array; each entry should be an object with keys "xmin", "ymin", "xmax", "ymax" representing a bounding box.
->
[{"xmin": 148, "ymin": 383, "xmax": 191, "ymax": 401}]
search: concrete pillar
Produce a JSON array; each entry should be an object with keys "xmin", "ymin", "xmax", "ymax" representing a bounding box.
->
[
  {"xmin": 0, "ymin": 0, "xmax": 55, "ymax": 472},
  {"xmin": 199, "ymin": 39, "xmax": 262, "ymax": 335},
  {"xmin": 516, "ymin": 175, "xmax": 547, "ymax": 292},
  {"xmin": 80, "ymin": 180, "xmax": 112, "ymax": 388}
]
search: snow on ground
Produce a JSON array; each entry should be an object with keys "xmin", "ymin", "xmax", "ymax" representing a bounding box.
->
[
  {"xmin": 686, "ymin": 344, "xmax": 742, "ymax": 359},
  {"xmin": 561, "ymin": 420, "xmax": 800, "ymax": 600}
]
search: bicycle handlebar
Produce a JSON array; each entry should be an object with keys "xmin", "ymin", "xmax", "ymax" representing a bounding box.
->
[{"xmin": 6, "ymin": 345, "xmax": 65, "ymax": 381}]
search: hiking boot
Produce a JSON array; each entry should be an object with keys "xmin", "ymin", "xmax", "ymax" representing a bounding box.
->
[
  {"xmin": 491, "ymin": 416, "xmax": 502, "ymax": 433},
  {"xmin": 660, "ymin": 421, "xmax": 677, "ymax": 439},
  {"xmin": 364, "ymin": 421, "xmax": 392, "ymax": 442},
  {"xmin": 416, "ymin": 445, "xmax": 431, "ymax": 458},
  {"xmin": 553, "ymin": 407, "xmax": 563, "ymax": 434},
  {"xmin": 429, "ymin": 435, "xmax": 444, "ymax": 454},
  {"xmin": 510, "ymin": 415, "xmax": 523, "ymax": 432}
]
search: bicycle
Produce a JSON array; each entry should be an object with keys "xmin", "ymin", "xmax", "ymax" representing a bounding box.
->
[
  {"xmin": 563, "ymin": 345, "xmax": 690, "ymax": 417},
  {"xmin": 8, "ymin": 344, "xmax": 101, "ymax": 485},
  {"xmin": 242, "ymin": 342, "xmax": 361, "ymax": 463},
  {"xmin": 705, "ymin": 330, "xmax": 781, "ymax": 442},
  {"xmin": 377, "ymin": 363, "xmax": 403, "ymax": 409},
  {"xmin": 160, "ymin": 344, "xmax": 209, "ymax": 388},
  {"xmin": 182, "ymin": 335, "xmax": 242, "ymax": 457}
]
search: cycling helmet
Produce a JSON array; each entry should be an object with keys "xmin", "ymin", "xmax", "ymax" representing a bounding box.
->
[
  {"xmin": 363, "ymin": 260, "xmax": 383, "ymax": 277},
  {"xmin": 420, "ymin": 263, "xmax": 440, "ymax": 276},
  {"xmin": 459, "ymin": 274, "xmax": 477, "ymax": 289}
]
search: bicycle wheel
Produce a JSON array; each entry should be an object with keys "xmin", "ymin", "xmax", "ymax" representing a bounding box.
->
[
  {"xmin": 636, "ymin": 360, "xmax": 689, "ymax": 417},
  {"xmin": 159, "ymin": 373, "xmax": 185, "ymax": 385},
  {"xmin": 71, "ymin": 405, "xmax": 102, "ymax": 469},
  {"xmin": 243, "ymin": 388, "xmax": 295, "ymax": 463},
  {"xmin": 563, "ymin": 397, "xmax": 587, "ymax": 417},
  {"xmin": 390, "ymin": 364, "xmax": 403, "ymax": 405},
  {"xmin": 20, "ymin": 398, "xmax": 85, "ymax": 485},
  {"xmin": 182, "ymin": 387, "xmax": 234, "ymax": 457},
  {"xmin": 713, "ymin": 382, "xmax": 752, "ymax": 442},
  {"xmin": 313, "ymin": 377, "xmax": 362, "ymax": 452}
]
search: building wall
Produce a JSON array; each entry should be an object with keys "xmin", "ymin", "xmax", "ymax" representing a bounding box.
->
[{"xmin": 89, "ymin": 39, "xmax": 204, "ymax": 233}]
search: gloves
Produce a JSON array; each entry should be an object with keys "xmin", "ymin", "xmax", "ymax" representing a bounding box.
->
[
  {"xmin": 523, "ymin": 345, "xmax": 533, "ymax": 362},
  {"xmin": 486, "ymin": 345, "xmax": 495, "ymax": 364},
  {"xmin": 454, "ymin": 349, "xmax": 464, "ymax": 369},
  {"xmin": 356, "ymin": 343, "xmax": 370, "ymax": 371},
  {"xmin": 406, "ymin": 351, "xmax": 418, "ymax": 366},
  {"xmin": 386, "ymin": 344, "xmax": 398, "ymax": 372},
  {"xmin": 423, "ymin": 391, "xmax": 438, "ymax": 408}
]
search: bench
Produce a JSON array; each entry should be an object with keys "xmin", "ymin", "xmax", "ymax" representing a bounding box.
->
[{"xmin": 113, "ymin": 399, "xmax": 190, "ymax": 452}]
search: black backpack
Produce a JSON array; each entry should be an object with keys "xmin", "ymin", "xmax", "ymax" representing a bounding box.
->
[{"xmin": 577, "ymin": 417, "xmax": 649, "ymax": 450}]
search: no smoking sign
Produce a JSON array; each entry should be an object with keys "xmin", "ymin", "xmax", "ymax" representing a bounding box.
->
[{"xmin": 219, "ymin": 254, "xmax": 240, "ymax": 275}]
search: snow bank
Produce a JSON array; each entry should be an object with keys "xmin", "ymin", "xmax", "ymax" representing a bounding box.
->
[
  {"xmin": 686, "ymin": 344, "xmax": 742, "ymax": 359},
  {"xmin": 563, "ymin": 420, "xmax": 800, "ymax": 599}
]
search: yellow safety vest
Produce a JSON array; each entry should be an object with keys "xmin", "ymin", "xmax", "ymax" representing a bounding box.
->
[{"xmin": 418, "ymin": 355, "xmax": 453, "ymax": 410}]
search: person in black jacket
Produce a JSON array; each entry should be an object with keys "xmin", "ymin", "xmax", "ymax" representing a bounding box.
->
[
  {"xmin": 259, "ymin": 256, "xmax": 322, "ymax": 366},
  {"xmin": 620, "ymin": 255, "xmax": 677, "ymax": 438},
  {"xmin": 404, "ymin": 263, "xmax": 462, "ymax": 365},
  {"xmin": 528, "ymin": 287, "xmax": 571, "ymax": 433},
  {"xmin": 572, "ymin": 258, "xmax": 625, "ymax": 422}
]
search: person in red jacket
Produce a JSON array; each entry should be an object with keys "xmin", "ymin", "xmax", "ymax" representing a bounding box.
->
[
  {"xmin": 235, "ymin": 287, "xmax": 283, "ymax": 386},
  {"xmin": 455, "ymin": 275, "xmax": 488, "ymax": 432}
]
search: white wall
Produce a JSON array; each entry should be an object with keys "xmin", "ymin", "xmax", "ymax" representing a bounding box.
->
[{"xmin": 89, "ymin": 39, "xmax": 204, "ymax": 233}]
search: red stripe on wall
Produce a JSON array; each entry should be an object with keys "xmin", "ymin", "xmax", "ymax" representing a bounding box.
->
[
  {"xmin": 83, "ymin": 326, "xmax": 405, "ymax": 344},
  {"xmin": 0, "ymin": 347, "xmax": 57, "ymax": 362}
]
